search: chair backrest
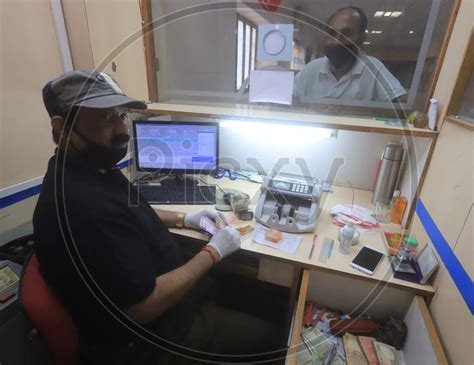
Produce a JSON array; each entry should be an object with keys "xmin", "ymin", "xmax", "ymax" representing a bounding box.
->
[{"xmin": 20, "ymin": 254, "xmax": 79, "ymax": 365}]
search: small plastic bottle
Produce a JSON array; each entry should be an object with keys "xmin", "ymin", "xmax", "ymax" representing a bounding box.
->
[
  {"xmin": 391, "ymin": 192, "xmax": 408, "ymax": 224},
  {"xmin": 396, "ymin": 236, "xmax": 418, "ymax": 263},
  {"xmin": 339, "ymin": 222, "xmax": 355, "ymax": 255}
]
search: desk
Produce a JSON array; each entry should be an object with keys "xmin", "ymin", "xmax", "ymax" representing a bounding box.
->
[{"xmin": 153, "ymin": 177, "xmax": 434, "ymax": 298}]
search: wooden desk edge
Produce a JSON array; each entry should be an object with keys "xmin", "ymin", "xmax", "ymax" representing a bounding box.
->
[
  {"xmin": 287, "ymin": 269, "xmax": 310, "ymax": 365},
  {"xmin": 169, "ymin": 229, "xmax": 435, "ymax": 298}
]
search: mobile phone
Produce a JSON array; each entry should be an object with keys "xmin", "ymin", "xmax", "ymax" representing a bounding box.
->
[{"xmin": 350, "ymin": 246, "xmax": 385, "ymax": 275}]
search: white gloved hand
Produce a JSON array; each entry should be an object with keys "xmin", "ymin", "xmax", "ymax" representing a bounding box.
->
[
  {"xmin": 184, "ymin": 210, "xmax": 219, "ymax": 230},
  {"xmin": 207, "ymin": 226, "xmax": 241, "ymax": 260}
]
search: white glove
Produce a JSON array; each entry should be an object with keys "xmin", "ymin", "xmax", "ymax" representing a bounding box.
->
[
  {"xmin": 207, "ymin": 226, "xmax": 241, "ymax": 260},
  {"xmin": 184, "ymin": 210, "xmax": 219, "ymax": 230}
]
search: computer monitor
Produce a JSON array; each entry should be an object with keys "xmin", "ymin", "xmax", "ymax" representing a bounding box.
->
[{"xmin": 133, "ymin": 121, "xmax": 219, "ymax": 174}]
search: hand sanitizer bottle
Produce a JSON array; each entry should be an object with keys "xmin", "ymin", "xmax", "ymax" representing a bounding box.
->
[{"xmin": 339, "ymin": 222, "xmax": 355, "ymax": 254}]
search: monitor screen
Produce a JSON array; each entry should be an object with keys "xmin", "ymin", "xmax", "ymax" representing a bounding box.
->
[{"xmin": 133, "ymin": 121, "xmax": 219, "ymax": 173}]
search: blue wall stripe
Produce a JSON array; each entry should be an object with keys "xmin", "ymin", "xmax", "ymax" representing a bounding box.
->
[
  {"xmin": 0, "ymin": 185, "xmax": 42, "ymax": 209},
  {"xmin": 0, "ymin": 158, "xmax": 133, "ymax": 209},
  {"xmin": 117, "ymin": 158, "xmax": 132, "ymax": 170},
  {"xmin": 417, "ymin": 199, "xmax": 474, "ymax": 315}
]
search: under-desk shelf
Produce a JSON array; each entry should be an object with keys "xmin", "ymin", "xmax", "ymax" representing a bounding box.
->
[{"xmin": 139, "ymin": 102, "xmax": 438, "ymax": 138}]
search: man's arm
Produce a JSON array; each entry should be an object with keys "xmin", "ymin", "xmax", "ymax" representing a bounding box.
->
[
  {"xmin": 153, "ymin": 208, "xmax": 223, "ymax": 230},
  {"xmin": 124, "ymin": 227, "xmax": 240, "ymax": 323},
  {"xmin": 153, "ymin": 208, "xmax": 181, "ymax": 228}
]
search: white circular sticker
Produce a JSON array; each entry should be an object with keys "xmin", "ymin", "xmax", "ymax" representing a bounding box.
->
[{"xmin": 263, "ymin": 30, "xmax": 286, "ymax": 55}]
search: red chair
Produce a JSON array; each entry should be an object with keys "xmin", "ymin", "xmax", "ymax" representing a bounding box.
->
[{"xmin": 20, "ymin": 254, "xmax": 79, "ymax": 365}]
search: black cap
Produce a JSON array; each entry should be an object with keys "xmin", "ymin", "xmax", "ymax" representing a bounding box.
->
[{"xmin": 42, "ymin": 69, "xmax": 147, "ymax": 117}]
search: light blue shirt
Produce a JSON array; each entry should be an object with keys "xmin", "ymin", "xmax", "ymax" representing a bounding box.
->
[{"xmin": 294, "ymin": 54, "xmax": 406, "ymax": 102}]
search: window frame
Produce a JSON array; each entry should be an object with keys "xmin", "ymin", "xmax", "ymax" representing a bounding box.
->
[
  {"xmin": 446, "ymin": 29, "xmax": 474, "ymax": 129},
  {"xmin": 235, "ymin": 14, "xmax": 258, "ymax": 91}
]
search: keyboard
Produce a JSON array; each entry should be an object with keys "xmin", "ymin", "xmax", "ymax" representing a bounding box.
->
[{"xmin": 138, "ymin": 185, "xmax": 216, "ymax": 205}]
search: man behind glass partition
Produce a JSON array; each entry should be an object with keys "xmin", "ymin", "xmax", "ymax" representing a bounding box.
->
[{"xmin": 294, "ymin": 7, "xmax": 406, "ymax": 103}]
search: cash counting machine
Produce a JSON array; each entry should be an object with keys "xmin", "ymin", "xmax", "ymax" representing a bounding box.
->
[{"xmin": 255, "ymin": 175, "xmax": 322, "ymax": 233}]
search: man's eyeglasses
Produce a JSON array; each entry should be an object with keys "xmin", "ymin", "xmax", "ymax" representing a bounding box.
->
[{"xmin": 104, "ymin": 109, "xmax": 128, "ymax": 121}]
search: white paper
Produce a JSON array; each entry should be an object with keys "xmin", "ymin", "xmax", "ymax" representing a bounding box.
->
[
  {"xmin": 330, "ymin": 204, "xmax": 378, "ymax": 226},
  {"xmin": 249, "ymin": 70, "xmax": 294, "ymax": 105},
  {"xmin": 252, "ymin": 225, "xmax": 302, "ymax": 254}
]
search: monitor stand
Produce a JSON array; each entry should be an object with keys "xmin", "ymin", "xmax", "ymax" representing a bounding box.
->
[{"xmin": 159, "ymin": 174, "xmax": 200, "ymax": 187}]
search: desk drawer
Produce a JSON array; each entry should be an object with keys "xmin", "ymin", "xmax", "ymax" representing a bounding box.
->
[{"xmin": 285, "ymin": 270, "xmax": 447, "ymax": 365}]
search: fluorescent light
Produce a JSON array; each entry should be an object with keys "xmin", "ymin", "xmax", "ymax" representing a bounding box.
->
[
  {"xmin": 363, "ymin": 41, "xmax": 371, "ymax": 45},
  {"xmin": 391, "ymin": 11, "xmax": 403, "ymax": 17},
  {"xmin": 384, "ymin": 12, "xmax": 392, "ymax": 17},
  {"xmin": 371, "ymin": 30, "xmax": 383, "ymax": 34},
  {"xmin": 409, "ymin": 30, "xmax": 415, "ymax": 34},
  {"xmin": 374, "ymin": 11, "xmax": 385, "ymax": 17},
  {"xmin": 219, "ymin": 120, "xmax": 334, "ymax": 143}
]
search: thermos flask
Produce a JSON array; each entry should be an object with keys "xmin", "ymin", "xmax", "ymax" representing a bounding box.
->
[{"xmin": 372, "ymin": 144, "xmax": 404, "ymax": 205}]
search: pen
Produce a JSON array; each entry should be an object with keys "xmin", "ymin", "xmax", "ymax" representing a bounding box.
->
[
  {"xmin": 327, "ymin": 240, "xmax": 334, "ymax": 258},
  {"xmin": 309, "ymin": 234, "xmax": 317, "ymax": 260}
]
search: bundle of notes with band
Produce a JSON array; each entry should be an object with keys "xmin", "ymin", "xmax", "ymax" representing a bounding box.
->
[
  {"xmin": 373, "ymin": 341, "xmax": 400, "ymax": 365},
  {"xmin": 343, "ymin": 333, "xmax": 368, "ymax": 365},
  {"xmin": 299, "ymin": 327, "xmax": 345, "ymax": 365},
  {"xmin": 224, "ymin": 213, "xmax": 254, "ymax": 236},
  {"xmin": 357, "ymin": 336, "xmax": 379, "ymax": 365}
]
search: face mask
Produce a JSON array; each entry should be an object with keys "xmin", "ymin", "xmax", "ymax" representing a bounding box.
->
[
  {"xmin": 74, "ymin": 129, "xmax": 129, "ymax": 169},
  {"xmin": 325, "ymin": 43, "xmax": 358, "ymax": 69}
]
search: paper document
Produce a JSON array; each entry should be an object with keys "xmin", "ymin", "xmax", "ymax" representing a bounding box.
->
[
  {"xmin": 249, "ymin": 70, "xmax": 294, "ymax": 105},
  {"xmin": 253, "ymin": 225, "xmax": 302, "ymax": 254},
  {"xmin": 330, "ymin": 204, "xmax": 379, "ymax": 231}
]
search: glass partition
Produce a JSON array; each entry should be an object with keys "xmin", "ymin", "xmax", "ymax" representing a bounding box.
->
[{"xmin": 150, "ymin": 0, "xmax": 455, "ymax": 117}]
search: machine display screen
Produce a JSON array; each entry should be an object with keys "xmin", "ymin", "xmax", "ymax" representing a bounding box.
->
[
  {"xmin": 271, "ymin": 180, "xmax": 291, "ymax": 190},
  {"xmin": 270, "ymin": 180, "xmax": 312, "ymax": 195}
]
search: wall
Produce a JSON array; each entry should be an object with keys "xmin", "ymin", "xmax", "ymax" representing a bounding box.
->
[
  {"xmin": 83, "ymin": 0, "xmax": 148, "ymax": 101},
  {"xmin": 1, "ymin": 0, "xmax": 149, "ymax": 241},
  {"xmin": 0, "ymin": 0, "xmax": 63, "ymax": 236},
  {"xmin": 0, "ymin": 0, "xmax": 62, "ymax": 188},
  {"xmin": 410, "ymin": 120, "xmax": 473, "ymax": 365},
  {"xmin": 408, "ymin": 1, "xmax": 474, "ymax": 363},
  {"xmin": 218, "ymin": 123, "xmax": 402, "ymax": 191},
  {"xmin": 61, "ymin": 0, "xmax": 94, "ymax": 69}
]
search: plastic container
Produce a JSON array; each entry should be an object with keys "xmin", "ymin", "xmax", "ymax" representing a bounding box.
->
[
  {"xmin": 339, "ymin": 222, "xmax": 355, "ymax": 255},
  {"xmin": 396, "ymin": 236, "xmax": 419, "ymax": 263},
  {"xmin": 375, "ymin": 202, "xmax": 392, "ymax": 223},
  {"xmin": 383, "ymin": 229, "xmax": 408, "ymax": 256},
  {"xmin": 391, "ymin": 195, "xmax": 408, "ymax": 224},
  {"xmin": 428, "ymin": 99, "xmax": 439, "ymax": 130}
]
